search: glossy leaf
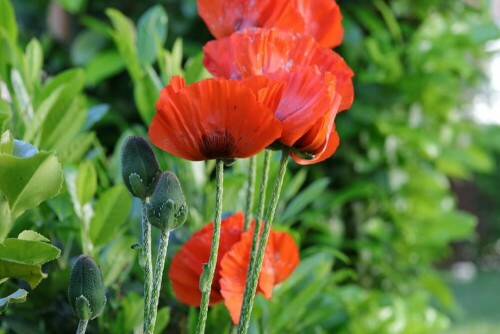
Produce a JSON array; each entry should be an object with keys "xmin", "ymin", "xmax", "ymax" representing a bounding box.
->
[
  {"xmin": 137, "ymin": 5, "xmax": 168, "ymax": 65},
  {"xmin": 76, "ymin": 161, "xmax": 97, "ymax": 206},
  {"xmin": 0, "ymin": 238, "xmax": 60, "ymax": 288},
  {"xmin": 0, "ymin": 289, "xmax": 28, "ymax": 314},
  {"xmin": 0, "ymin": 151, "xmax": 63, "ymax": 221},
  {"xmin": 89, "ymin": 185, "xmax": 131, "ymax": 247}
]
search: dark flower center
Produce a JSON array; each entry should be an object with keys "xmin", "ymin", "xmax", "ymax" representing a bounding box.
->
[{"xmin": 200, "ymin": 130, "xmax": 235, "ymax": 159}]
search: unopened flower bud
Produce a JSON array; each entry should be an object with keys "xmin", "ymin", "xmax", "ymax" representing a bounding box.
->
[
  {"xmin": 68, "ymin": 256, "xmax": 107, "ymax": 320},
  {"xmin": 121, "ymin": 136, "xmax": 161, "ymax": 199},
  {"xmin": 146, "ymin": 171, "xmax": 188, "ymax": 231}
]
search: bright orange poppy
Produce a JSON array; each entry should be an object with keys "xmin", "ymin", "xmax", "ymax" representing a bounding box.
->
[
  {"xmin": 220, "ymin": 225, "xmax": 299, "ymax": 323},
  {"xmin": 203, "ymin": 28, "xmax": 351, "ymax": 164},
  {"xmin": 149, "ymin": 76, "xmax": 284, "ymax": 161},
  {"xmin": 197, "ymin": 0, "xmax": 343, "ymax": 48},
  {"xmin": 168, "ymin": 212, "xmax": 299, "ymax": 323},
  {"xmin": 203, "ymin": 28, "xmax": 354, "ymax": 112}
]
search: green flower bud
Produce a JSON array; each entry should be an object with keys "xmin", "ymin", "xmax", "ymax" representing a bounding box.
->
[
  {"xmin": 68, "ymin": 256, "xmax": 107, "ymax": 320},
  {"xmin": 121, "ymin": 136, "xmax": 161, "ymax": 199},
  {"xmin": 146, "ymin": 171, "xmax": 188, "ymax": 231}
]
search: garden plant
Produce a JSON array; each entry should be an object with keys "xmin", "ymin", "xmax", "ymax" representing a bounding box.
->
[{"xmin": 1, "ymin": 0, "xmax": 500, "ymax": 333}]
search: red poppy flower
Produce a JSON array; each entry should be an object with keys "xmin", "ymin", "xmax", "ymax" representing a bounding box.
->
[
  {"xmin": 290, "ymin": 73, "xmax": 342, "ymax": 165},
  {"xmin": 203, "ymin": 28, "xmax": 351, "ymax": 164},
  {"xmin": 168, "ymin": 212, "xmax": 299, "ymax": 323},
  {"xmin": 220, "ymin": 226, "xmax": 299, "ymax": 323},
  {"xmin": 197, "ymin": 0, "xmax": 343, "ymax": 48},
  {"xmin": 203, "ymin": 28, "xmax": 354, "ymax": 112},
  {"xmin": 149, "ymin": 76, "xmax": 284, "ymax": 161}
]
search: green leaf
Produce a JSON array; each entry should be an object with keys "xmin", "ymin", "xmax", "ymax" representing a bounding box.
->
[
  {"xmin": 134, "ymin": 75, "xmax": 158, "ymax": 124},
  {"xmin": 0, "ymin": 238, "xmax": 60, "ymax": 288},
  {"xmin": 76, "ymin": 161, "xmax": 97, "ymax": 205},
  {"xmin": 39, "ymin": 68, "xmax": 85, "ymax": 103},
  {"xmin": 55, "ymin": 0, "xmax": 86, "ymax": 14},
  {"xmin": 0, "ymin": 151, "xmax": 63, "ymax": 220},
  {"xmin": 18, "ymin": 230, "xmax": 50, "ymax": 242},
  {"xmin": 71, "ymin": 30, "xmax": 108, "ymax": 66},
  {"xmin": 89, "ymin": 185, "xmax": 131, "ymax": 247},
  {"xmin": 0, "ymin": 99, "xmax": 10, "ymax": 132},
  {"xmin": 281, "ymin": 178, "xmax": 330, "ymax": 222},
  {"xmin": 0, "ymin": 200, "xmax": 12, "ymax": 241},
  {"xmin": 0, "ymin": 289, "xmax": 28, "ymax": 314},
  {"xmin": 0, "ymin": 130, "xmax": 14, "ymax": 154},
  {"xmin": 137, "ymin": 5, "xmax": 168, "ymax": 65},
  {"xmin": 57, "ymin": 132, "xmax": 95, "ymax": 164},
  {"xmin": 0, "ymin": 0, "xmax": 18, "ymax": 43},
  {"xmin": 100, "ymin": 237, "xmax": 136, "ymax": 286},
  {"xmin": 184, "ymin": 53, "xmax": 210, "ymax": 84},
  {"xmin": 25, "ymin": 69, "xmax": 86, "ymax": 146},
  {"xmin": 85, "ymin": 50, "xmax": 125, "ymax": 86},
  {"xmin": 153, "ymin": 307, "xmax": 171, "ymax": 334},
  {"xmin": 106, "ymin": 9, "xmax": 142, "ymax": 81},
  {"xmin": 24, "ymin": 38, "xmax": 43, "ymax": 90},
  {"xmin": 11, "ymin": 68, "xmax": 33, "ymax": 125}
]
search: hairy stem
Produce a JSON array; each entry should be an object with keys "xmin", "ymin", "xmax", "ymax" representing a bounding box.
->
[
  {"xmin": 76, "ymin": 319, "xmax": 88, "ymax": 334},
  {"xmin": 237, "ymin": 149, "xmax": 289, "ymax": 334},
  {"xmin": 196, "ymin": 159, "xmax": 224, "ymax": 334},
  {"xmin": 142, "ymin": 201, "xmax": 153, "ymax": 333},
  {"xmin": 239, "ymin": 150, "xmax": 272, "ymax": 325},
  {"xmin": 144, "ymin": 229, "xmax": 170, "ymax": 333},
  {"xmin": 243, "ymin": 156, "xmax": 257, "ymax": 231}
]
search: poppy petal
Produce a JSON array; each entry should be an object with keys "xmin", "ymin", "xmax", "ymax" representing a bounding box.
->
[
  {"xmin": 241, "ymin": 76, "xmax": 286, "ymax": 114},
  {"xmin": 293, "ymin": 0, "xmax": 344, "ymax": 48},
  {"xmin": 220, "ymin": 225, "xmax": 275, "ymax": 324},
  {"xmin": 150, "ymin": 77, "xmax": 282, "ymax": 160},
  {"xmin": 269, "ymin": 67, "xmax": 332, "ymax": 147},
  {"xmin": 168, "ymin": 213, "xmax": 245, "ymax": 306},
  {"xmin": 269, "ymin": 231, "xmax": 300, "ymax": 284},
  {"xmin": 292, "ymin": 86, "xmax": 341, "ymax": 165},
  {"xmin": 203, "ymin": 28, "xmax": 354, "ymax": 111},
  {"xmin": 197, "ymin": 0, "xmax": 303, "ymax": 39}
]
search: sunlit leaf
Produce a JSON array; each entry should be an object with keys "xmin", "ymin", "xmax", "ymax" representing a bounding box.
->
[{"xmin": 0, "ymin": 289, "xmax": 28, "ymax": 314}]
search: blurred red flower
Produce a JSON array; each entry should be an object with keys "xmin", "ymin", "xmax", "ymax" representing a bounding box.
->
[
  {"xmin": 168, "ymin": 212, "xmax": 300, "ymax": 323},
  {"xmin": 149, "ymin": 76, "xmax": 284, "ymax": 161},
  {"xmin": 197, "ymin": 0, "xmax": 344, "ymax": 48}
]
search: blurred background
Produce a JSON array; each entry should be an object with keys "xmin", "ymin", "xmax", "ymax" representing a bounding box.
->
[{"xmin": 1, "ymin": 0, "xmax": 500, "ymax": 333}]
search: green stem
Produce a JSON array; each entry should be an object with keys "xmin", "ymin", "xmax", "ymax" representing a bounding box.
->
[
  {"xmin": 243, "ymin": 156, "xmax": 257, "ymax": 231},
  {"xmin": 142, "ymin": 201, "xmax": 153, "ymax": 333},
  {"xmin": 144, "ymin": 229, "xmax": 170, "ymax": 333},
  {"xmin": 76, "ymin": 319, "xmax": 88, "ymax": 334},
  {"xmin": 240, "ymin": 150, "xmax": 271, "ymax": 322},
  {"xmin": 237, "ymin": 148, "xmax": 290, "ymax": 334},
  {"xmin": 196, "ymin": 159, "xmax": 224, "ymax": 334}
]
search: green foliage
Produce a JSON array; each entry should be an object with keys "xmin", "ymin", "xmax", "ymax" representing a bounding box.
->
[
  {"xmin": 0, "ymin": 233, "xmax": 60, "ymax": 288},
  {"xmin": 0, "ymin": 131, "xmax": 63, "ymax": 237},
  {"xmin": 0, "ymin": 289, "xmax": 27, "ymax": 314},
  {"xmin": 0, "ymin": 0, "xmax": 499, "ymax": 332}
]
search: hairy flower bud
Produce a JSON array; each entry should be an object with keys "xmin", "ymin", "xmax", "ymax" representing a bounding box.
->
[
  {"xmin": 146, "ymin": 171, "xmax": 188, "ymax": 231},
  {"xmin": 121, "ymin": 136, "xmax": 161, "ymax": 199},
  {"xmin": 68, "ymin": 255, "xmax": 107, "ymax": 320}
]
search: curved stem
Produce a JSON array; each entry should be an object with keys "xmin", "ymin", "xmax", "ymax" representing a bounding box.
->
[
  {"xmin": 76, "ymin": 319, "xmax": 88, "ymax": 334},
  {"xmin": 196, "ymin": 159, "xmax": 224, "ymax": 334},
  {"xmin": 237, "ymin": 148, "xmax": 290, "ymax": 334},
  {"xmin": 142, "ymin": 201, "xmax": 153, "ymax": 333},
  {"xmin": 144, "ymin": 229, "xmax": 170, "ymax": 333},
  {"xmin": 243, "ymin": 156, "xmax": 257, "ymax": 231}
]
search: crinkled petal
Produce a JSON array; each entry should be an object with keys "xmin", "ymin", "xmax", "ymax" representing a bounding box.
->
[{"xmin": 150, "ymin": 76, "xmax": 282, "ymax": 160}]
